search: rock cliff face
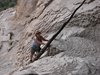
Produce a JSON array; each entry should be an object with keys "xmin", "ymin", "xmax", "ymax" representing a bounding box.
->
[
  {"xmin": 0, "ymin": 0, "xmax": 100, "ymax": 75},
  {"xmin": 15, "ymin": 0, "xmax": 38, "ymax": 19}
]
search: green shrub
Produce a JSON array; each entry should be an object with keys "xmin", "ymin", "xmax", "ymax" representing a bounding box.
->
[{"xmin": 0, "ymin": 0, "xmax": 16, "ymax": 11}]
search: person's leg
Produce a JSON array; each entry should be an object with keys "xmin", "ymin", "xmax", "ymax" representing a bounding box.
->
[
  {"xmin": 32, "ymin": 51, "xmax": 39, "ymax": 61},
  {"xmin": 30, "ymin": 47, "xmax": 35, "ymax": 62},
  {"xmin": 33, "ymin": 47, "xmax": 41, "ymax": 61}
]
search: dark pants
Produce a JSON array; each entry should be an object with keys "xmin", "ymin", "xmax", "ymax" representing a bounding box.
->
[
  {"xmin": 31, "ymin": 45, "xmax": 41, "ymax": 54},
  {"xmin": 30, "ymin": 45, "xmax": 41, "ymax": 62}
]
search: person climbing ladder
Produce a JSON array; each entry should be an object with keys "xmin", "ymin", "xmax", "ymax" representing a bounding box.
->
[{"xmin": 30, "ymin": 31, "xmax": 48, "ymax": 63}]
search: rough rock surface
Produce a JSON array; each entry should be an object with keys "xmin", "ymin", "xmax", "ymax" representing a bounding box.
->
[
  {"xmin": 15, "ymin": 0, "xmax": 38, "ymax": 19},
  {"xmin": 12, "ymin": 54, "xmax": 100, "ymax": 75},
  {"xmin": 0, "ymin": 0, "xmax": 100, "ymax": 75}
]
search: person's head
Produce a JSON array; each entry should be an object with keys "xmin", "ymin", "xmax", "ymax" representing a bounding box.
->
[
  {"xmin": 36, "ymin": 31, "xmax": 41, "ymax": 34},
  {"xmin": 35, "ymin": 31, "xmax": 41, "ymax": 36},
  {"xmin": 35, "ymin": 31, "xmax": 42, "ymax": 41}
]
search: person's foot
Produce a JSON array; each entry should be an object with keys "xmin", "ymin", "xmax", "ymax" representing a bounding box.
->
[
  {"xmin": 34, "ymin": 54, "xmax": 37, "ymax": 56},
  {"xmin": 30, "ymin": 60, "xmax": 33, "ymax": 63},
  {"xmin": 27, "ymin": 60, "xmax": 33, "ymax": 65}
]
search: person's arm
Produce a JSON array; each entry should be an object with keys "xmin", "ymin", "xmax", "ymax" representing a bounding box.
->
[
  {"xmin": 41, "ymin": 36, "xmax": 48, "ymax": 41},
  {"xmin": 36, "ymin": 39, "xmax": 45, "ymax": 45}
]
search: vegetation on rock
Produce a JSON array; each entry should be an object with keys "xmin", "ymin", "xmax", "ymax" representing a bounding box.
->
[{"xmin": 0, "ymin": 0, "xmax": 16, "ymax": 11}]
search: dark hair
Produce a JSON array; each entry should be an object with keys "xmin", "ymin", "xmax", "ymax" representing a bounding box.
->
[
  {"xmin": 35, "ymin": 31, "xmax": 41, "ymax": 35},
  {"xmin": 35, "ymin": 31, "xmax": 42, "ymax": 42}
]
